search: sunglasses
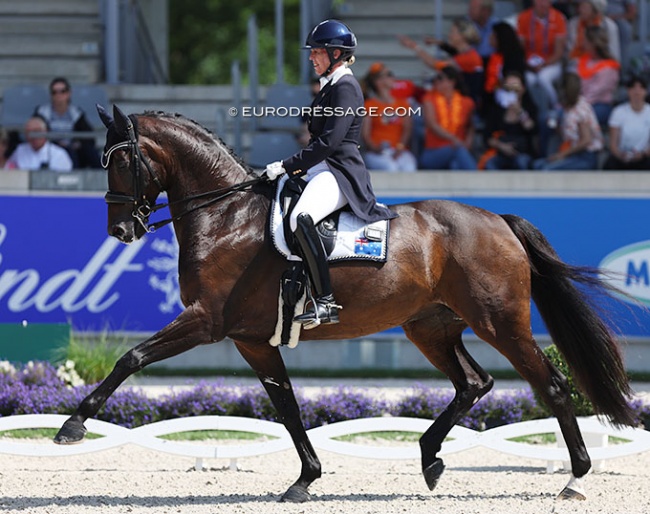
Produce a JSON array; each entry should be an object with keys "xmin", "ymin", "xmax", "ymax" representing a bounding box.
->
[{"xmin": 51, "ymin": 88, "xmax": 69, "ymax": 95}]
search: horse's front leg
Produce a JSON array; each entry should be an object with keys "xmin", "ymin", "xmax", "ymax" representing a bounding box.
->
[
  {"xmin": 235, "ymin": 340, "xmax": 321, "ymax": 503},
  {"xmin": 54, "ymin": 304, "xmax": 212, "ymax": 444}
]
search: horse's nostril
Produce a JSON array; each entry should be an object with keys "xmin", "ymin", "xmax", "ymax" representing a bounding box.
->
[
  {"xmin": 111, "ymin": 225, "xmax": 125, "ymax": 238},
  {"xmin": 110, "ymin": 224, "xmax": 132, "ymax": 243}
]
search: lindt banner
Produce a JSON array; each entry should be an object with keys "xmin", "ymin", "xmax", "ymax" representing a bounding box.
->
[
  {"xmin": 0, "ymin": 194, "xmax": 182, "ymax": 332},
  {"xmin": 1, "ymin": 193, "xmax": 649, "ymax": 337}
]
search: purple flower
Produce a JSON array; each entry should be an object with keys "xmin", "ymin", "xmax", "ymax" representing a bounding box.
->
[{"xmin": 0, "ymin": 362, "xmax": 648, "ymax": 432}]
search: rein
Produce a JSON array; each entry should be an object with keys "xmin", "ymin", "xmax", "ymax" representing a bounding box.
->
[{"xmin": 102, "ymin": 118, "xmax": 264, "ymax": 233}]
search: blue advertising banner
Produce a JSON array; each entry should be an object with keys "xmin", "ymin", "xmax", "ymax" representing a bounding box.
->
[
  {"xmin": 0, "ymin": 194, "xmax": 182, "ymax": 333},
  {"xmin": 1, "ymin": 193, "xmax": 649, "ymax": 337}
]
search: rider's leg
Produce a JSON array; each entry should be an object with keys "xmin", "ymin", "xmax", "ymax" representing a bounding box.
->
[{"xmin": 289, "ymin": 170, "xmax": 347, "ymax": 328}]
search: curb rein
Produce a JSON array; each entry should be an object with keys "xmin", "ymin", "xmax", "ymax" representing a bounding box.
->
[{"xmin": 102, "ymin": 118, "xmax": 263, "ymax": 233}]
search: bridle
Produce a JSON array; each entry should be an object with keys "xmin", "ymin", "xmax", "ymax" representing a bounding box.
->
[{"xmin": 102, "ymin": 116, "xmax": 263, "ymax": 233}]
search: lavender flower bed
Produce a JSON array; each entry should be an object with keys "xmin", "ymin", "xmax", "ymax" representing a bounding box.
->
[{"xmin": 1, "ymin": 361, "xmax": 649, "ymax": 431}]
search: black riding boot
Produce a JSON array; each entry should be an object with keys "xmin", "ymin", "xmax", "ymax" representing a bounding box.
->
[{"xmin": 293, "ymin": 213, "xmax": 340, "ymax": 329}]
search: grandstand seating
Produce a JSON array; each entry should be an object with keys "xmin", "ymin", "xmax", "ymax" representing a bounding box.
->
[
  {"xmin": 0, "ymin": 84, "xmax": 49, "ymax": 130},
  {"xmin": 247, "ymin": 131, "xmax": 302, "ymax": 168}
]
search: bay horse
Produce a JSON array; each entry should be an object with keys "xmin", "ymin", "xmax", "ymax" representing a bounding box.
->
[{"xmin": 54, "ymin": 105, "xmax": 635, "ymax": 503}]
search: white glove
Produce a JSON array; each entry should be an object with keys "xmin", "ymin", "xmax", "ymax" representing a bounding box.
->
[{"xmin": 264, "ymin": 161, "xmax": 286, "ymax": 180}]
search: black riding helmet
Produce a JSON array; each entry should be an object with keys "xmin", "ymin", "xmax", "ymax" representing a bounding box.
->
[{"xmin": 304, "ymin": 19, "xmax": 357, "ymax": 77}]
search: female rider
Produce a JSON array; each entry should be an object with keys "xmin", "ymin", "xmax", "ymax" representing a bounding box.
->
[{"xmin": 264, "ymin": 19, "xmax": 398, "ymax": 329}]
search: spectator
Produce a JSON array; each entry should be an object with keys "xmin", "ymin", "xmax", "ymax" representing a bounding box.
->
[
  {"xmin": 484, "ymin": 22, "xmax": 528, "ymax": 100},
  {"xmin": 389, "ymin": 77, "xmax": 427, "ymax": 105},
  {"xmin": 603, "ymin": 75, "xmax": 650, "ymax": 170},
  {"xmin": 6, "ymin": 116, "xmax": 73, "ymax": 172},
  {"xmin": 481, "ymin": 71, "xmax": 538, "ymax": 170},
  {"xmin": 533, "ymin": 72, "xmax": 603, "ymax": 170},
  {"xmin": 399, "ymin": 19, "xmax": 484, "ymax": 109},
  {"xmin": 606, "ymin": 0, "xmax": 637, "ymax": 73},
  {"xmin": 398, "ymin": 19, "xmax": 484, "ymax": 75},
  {"xmin": 0, "ymin": 128, "xmax": 11, "ymax": 169},
  {"xmin": 33, "ymin": 77, "xmax": 101, "ymax": 169},
  {"xmin": 517, "ymin": 0, "xmax": 568, "ymax": 114},
  {"xmin": 420, "ymin": 66, "xmax": 477, "ymax": 170},
  {"xmin": 571, "ymin": 26, "xmax": 620, "ymax": 126},
  {"xmin": 361, "ymin": 62, "xmax": 418, "ymax": 172},
  {"xmin": 567, "ymin": 0, "xmax": 621, "ymax": 62},
  {"xmin": 467, "ymin": 0, "xmax": 499, "ymax": 66}
]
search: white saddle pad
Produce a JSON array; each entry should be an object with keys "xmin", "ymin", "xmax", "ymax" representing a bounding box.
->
[{"xmin": 270, "ymin": 175, "xmax": 389, "ymax": 263}]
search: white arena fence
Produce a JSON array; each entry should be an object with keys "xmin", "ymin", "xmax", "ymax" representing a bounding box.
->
[{"xmin": 0, "ymin": 414, "xmax": 649, "ymax": 473}]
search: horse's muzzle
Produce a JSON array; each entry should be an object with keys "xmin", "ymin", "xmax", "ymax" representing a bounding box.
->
[{"xmin": 109, "ymin": 222, "xmax": 135, "ymax": 244}]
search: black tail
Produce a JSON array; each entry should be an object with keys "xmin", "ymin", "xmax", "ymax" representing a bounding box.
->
[{"xmin": 501, "ymin": 214, "xmax": 636, "ymax": 427}]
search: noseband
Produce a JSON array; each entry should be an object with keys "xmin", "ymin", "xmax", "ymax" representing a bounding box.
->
[
  {"xmin": 102, "ymin": 116, "xmax": 164, "ymax": 233},
  {"xmin": 102, "ymin": 116, "xmax": 264, "ymax": 233}
]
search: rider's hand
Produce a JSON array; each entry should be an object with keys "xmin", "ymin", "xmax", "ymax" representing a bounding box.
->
[{"xmin": 264, "ymin": 161, "xmax": 286, "ymax": 181}]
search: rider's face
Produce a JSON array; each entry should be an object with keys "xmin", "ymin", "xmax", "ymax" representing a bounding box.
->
[
  {"xmin": 309, "ymin": 48, "xmax": 340, "ymax": 76},
  {"xmin": 309, "ymin": 48, "xmax": 329, "ymax": 76}
]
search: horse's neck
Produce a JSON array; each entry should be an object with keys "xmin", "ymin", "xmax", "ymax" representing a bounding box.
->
[
  {"xmin": 148, "ymin": 121, "xmax": 268, "ymax": 255},
  {"xmin": 166, "ymin": 157, "xmax": 268, "ymax": 254},
  {"xmin": 170, "ymin": 139, "xmax": 250, "ymax": 197}
]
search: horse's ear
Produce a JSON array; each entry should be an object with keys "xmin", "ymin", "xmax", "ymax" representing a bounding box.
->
[
  {"xmin": 112, "ymin": 104, "xmax": 130, "ymax": 136},
  {"xmin": 97, "ymin": 104, "xmax": 113, "ymax": 128}
]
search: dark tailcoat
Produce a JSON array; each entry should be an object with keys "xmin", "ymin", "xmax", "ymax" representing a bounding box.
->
[{"xmin": 282, "ymin": 74, "xmax": 397, "ymax": 223}]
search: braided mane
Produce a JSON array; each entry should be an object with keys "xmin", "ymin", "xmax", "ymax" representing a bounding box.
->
[{"xmin": 141, "ymin": 110, "xmax": 257, "ymax": 177}]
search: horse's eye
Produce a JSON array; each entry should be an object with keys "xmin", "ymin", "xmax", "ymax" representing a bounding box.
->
[{"xmin": 117, "ymin": 160, "xmax": 130, "ymax": 172}]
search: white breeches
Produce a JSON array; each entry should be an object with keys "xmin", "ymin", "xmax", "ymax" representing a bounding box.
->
[{"xmin": 289, "ymin": 161, "xmax": 349, "ymax": 232}]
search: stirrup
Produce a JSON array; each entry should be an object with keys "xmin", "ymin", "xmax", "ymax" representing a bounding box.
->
[{"xmin": 293, "ymin": 299, "xmax": 341, "ymax": 330}]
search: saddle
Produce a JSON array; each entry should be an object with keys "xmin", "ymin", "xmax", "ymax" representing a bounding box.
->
[
  {"xmin": 279, "ymin": 177, "xmax": 339, "ymax": 257},
  {"xmin": 270, "ymin": 175, "xmax": 389, "ymax": 263},
  {"xmin": 268, "ymin": 175, "xmax": 390, "ymax": 348}
]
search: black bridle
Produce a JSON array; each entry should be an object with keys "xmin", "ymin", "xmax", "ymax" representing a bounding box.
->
[{"xmin": 102, "ymin": 117, "xmax": 263, "ymax": 233}]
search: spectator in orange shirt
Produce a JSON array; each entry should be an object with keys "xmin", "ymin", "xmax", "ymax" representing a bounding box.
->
[
  {"xmin": 517, "ymin": 0, "xmax": 568, "ymax": 112},
  {"xmin": 420, "ymin": 66, "xmax": 477, "ymax": 170},
  {"xmin": 398, "ymin": 19, "xmax": 484, "ymax": 109},
  {"xmin": 398, "ymin": 19, "xmax": 483, "ymax": 75},
  {"xmin": 361, "ymin": 63, "xmax": 418, "ymax": 172},
  {"xmin": 567, "ymin": 0, "xmax": 620, "ymax": 62},
  {"xmin": 571, "ymin": 25, "xmax": 620, "ymax": 126}
]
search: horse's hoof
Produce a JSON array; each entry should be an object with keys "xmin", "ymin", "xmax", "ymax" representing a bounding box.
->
[
  {"xmin": 556, "ymin": 474, "xmax": 586, "ymax": 501},
  {"xmin": 53, "ymin": 418, "xmax": 87, "ymax": 444},
  {"xmin": 423, "ymin": 458, "xmax": 445, "ymax": 491},
  {"xmin": 279, "ymin": 485, "xmax": 311, "ymax": 503},
  {"xmin": 556, "ymin": 487, "xmax": 586, "ymax": 501}
]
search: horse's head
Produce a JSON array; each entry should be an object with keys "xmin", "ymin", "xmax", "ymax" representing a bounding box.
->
[{"xmin": 98, "ymin": 104, "xmax": 164, "ymax": 243}]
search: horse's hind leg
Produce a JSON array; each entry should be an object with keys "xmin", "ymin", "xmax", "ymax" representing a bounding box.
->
[
  {"xmin": 486, "ymin": 333, "xmax": 590, "ymax": 499},
  {"xmin": 466, "ymin": 300, "xmax": 590, "ymax": 498},
  {"xmin": 403, "ymin": 315, "xmax": 494, "ymax": 491},
  {"xmin": 54, "ymin": 305, "xmax": 212, "ymax": 444},
  {"xmin": 235, "ymin": 341, "xmax": 321, "ymax": 503}
]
